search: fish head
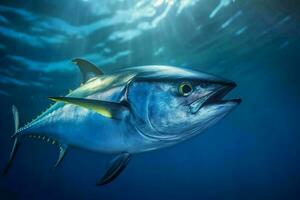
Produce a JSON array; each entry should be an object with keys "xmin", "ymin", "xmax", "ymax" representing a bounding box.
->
[{"xmin": 127, "ymin": 66, "xmax": 241, "ymax": 141}]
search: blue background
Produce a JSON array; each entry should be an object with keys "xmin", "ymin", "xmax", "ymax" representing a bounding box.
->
[{"xmin": 0, "ymin": 0, "xmax": 299, "ymax": 199}]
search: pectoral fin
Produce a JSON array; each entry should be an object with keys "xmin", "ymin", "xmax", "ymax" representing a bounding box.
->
[
  {"xmin": 72, "ymin": 58, "xmax": 103, "ymax": 83},
  {"xmin": 97, "ymin": 152, "xmax": 131, "ymax": 186},
  {"xmin": 48, "ymin": 97, "xmax": 129, "ymax": 119}
]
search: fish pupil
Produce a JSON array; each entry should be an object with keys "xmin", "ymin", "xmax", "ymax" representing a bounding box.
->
[{"xmin": 182, "ymin": 84, "xmax": 192, "ymax": 94}]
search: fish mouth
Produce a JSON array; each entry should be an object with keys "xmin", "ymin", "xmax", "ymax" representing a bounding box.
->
[{"xmin": 190, "ymin": 82, "xmax": 241, "ymax": 114}]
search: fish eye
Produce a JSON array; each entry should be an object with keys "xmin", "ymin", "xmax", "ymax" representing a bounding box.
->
[{"xmin": 178, "ymin": 82, "xmax": 193, "ymax": 96}]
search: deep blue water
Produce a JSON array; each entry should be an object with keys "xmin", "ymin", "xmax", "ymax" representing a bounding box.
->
[{"xmin": 0, "ymin": 0, "xmax": 300, "ymax": 199}]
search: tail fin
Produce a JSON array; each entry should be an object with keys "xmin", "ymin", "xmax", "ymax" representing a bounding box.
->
[
  {"xmin": 12, "ymin": 105, "xmax": 19, "ymax": 134},
  {"xmin": 2, "ymin": 105, "xmax": 20, "ymax": 176}
]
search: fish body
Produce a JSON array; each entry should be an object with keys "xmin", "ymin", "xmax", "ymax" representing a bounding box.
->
[{"xmin": 3, "ymin": 60, "xmax": 241, "ymax": 185}]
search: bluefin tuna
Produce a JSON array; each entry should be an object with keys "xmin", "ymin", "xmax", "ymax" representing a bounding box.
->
[{"xmin": 3, "ymin": 58, "xmax": 241, "ymax": 185}]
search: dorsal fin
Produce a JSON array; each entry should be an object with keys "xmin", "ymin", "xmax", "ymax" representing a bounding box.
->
[{"xmin": 72, "ymin": 58, "xmax": 104, "ymax": 83}]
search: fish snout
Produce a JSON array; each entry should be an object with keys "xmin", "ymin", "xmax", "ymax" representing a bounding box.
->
[{"xmin": 189, "ymin": 79, "xmax": 240, "ymax": 114}]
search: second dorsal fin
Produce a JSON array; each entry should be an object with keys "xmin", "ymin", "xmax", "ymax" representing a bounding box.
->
[{"xmin": 72, "ymin": 58, "xmax": 104, "ymax": 83}]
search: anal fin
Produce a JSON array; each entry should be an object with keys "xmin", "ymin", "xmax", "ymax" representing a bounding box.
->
[
  {"xmin": 54, "ymin": 144, "xmax": 68, "ymax": 168},
  {"xmin": 97, "ymin": 152, "xmax": 131, "ymax": 186}
]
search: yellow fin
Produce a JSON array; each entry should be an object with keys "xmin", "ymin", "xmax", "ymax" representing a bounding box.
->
[{"xmin": 48, "ymin": 97, "xmax": 128, "ymax": 119}]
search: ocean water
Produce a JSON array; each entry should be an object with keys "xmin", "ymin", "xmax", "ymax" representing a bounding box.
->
[{"xmin": 0, "ymin": 0, "xmax": 299, "ymax": 199}]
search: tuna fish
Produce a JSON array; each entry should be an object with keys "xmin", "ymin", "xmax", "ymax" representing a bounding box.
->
[{"xmin": 3, "ymin": 58, "xmax": 241, "ymax": 185}]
